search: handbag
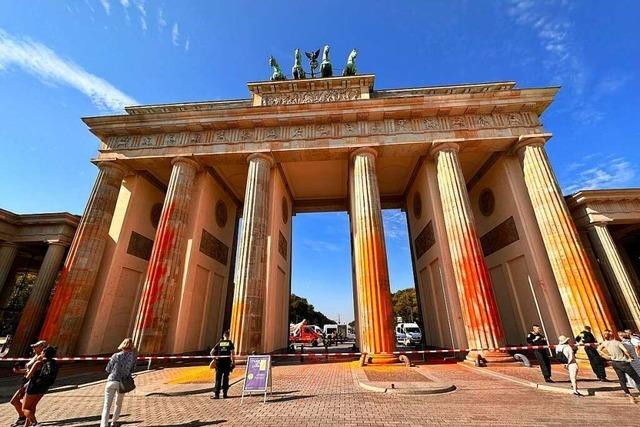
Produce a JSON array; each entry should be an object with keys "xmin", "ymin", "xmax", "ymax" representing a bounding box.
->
[{"xmin": 118, "ymin": 375, "xmax": 136, "ymax": 393}]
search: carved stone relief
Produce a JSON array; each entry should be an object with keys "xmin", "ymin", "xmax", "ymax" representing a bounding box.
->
[
  {"xmin": 480, "ymin": 216, "xmax": 519, "ymax": 256},
  {"xmin": 414, "ymin": 221, "xmax": 435, "ymax": 259},
  {"xmin": 127, "ymin": 231, "xmax": 154, "ymax": 261},
  {"xmin": 278, "ymin": 231, "xmax": 288, "ymax": 259},
  {"xmin": 199, "ymin": 229, "xmax": 229, "ymax": 265},
  {"xmin": 260, "ymin": 88, "xmax": 361, "ymax": 106}
]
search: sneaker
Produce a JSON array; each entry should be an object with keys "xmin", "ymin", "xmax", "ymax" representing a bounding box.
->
[
  {"xmin": 544, "ymin": 378, "xmax": 554, "ymax": 383},
  {"xmin": 223, "ymin": 394, "xmax": 228, "ymax": 399},
  {"xmin": 573, "ymin": 391, "xmax": 583, "ymax": 397},
  {"xmin": 12, "ymin": 418, "xmax": 26, "ymax": 427},
  {"xmin": 211, "ymin": 394, "xmax": 220, "ymax": 399}
]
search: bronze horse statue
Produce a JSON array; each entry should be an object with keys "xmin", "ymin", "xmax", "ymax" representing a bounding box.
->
[
  {"xmin": 269, "ymin": 56, "xmax": 286, "ymax": 81},
  {"xmin": 292, "ymin": 49, "xmax": 306, "ymax": 79},
  {"xmin": 342, "ymin": 49, "xmax": 357, "ymax": 76},
  {"xmin": 320, "ymin": 45, "xmax": 333, "ymax": 78}
]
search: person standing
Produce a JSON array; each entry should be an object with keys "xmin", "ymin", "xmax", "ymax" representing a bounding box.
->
[
  {"xmin": 10, "ymin": 340, "xmax": 47, "ymax": 427},
  {"xmin": 556, "ymin": 336, "xmax": 581, "ymax": 396},
  {"xmin": 100, "ymin": 338, "xmax": 137, "ymax": 427},
  {"xmin": 619, "ymin": 331, "xmax": 640, "ymax": 389},
  {"xmin": 527, "ymin": 324, "xmax": 553, "ymax": 383},
  {"xmin": 598, "ymin": 329, "xmax": 640, "ymax": 401},
  {"xmin": 210, "ymin": 330, "xmax": 235, "ymax": 399},
  {"xmin": 575, "ymin": 325, "xmax": 607, "ymax": 381},
  {"xmin": 23, "ymin": 346, "xmax": 59, "ymax": 427}
]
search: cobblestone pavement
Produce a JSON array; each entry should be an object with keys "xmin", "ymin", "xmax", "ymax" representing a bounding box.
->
[{"xmin": 1, "ymin": 361, "xmax": 637, "ymax": 426}]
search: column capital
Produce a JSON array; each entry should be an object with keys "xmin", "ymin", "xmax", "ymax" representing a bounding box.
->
[
  {"xmin": 429, "ymin": 141, "xmax": 460, "ymax": 158},
  {"xmin": 512, "ymin": 135, "xmax": 548, "ymax": 156},
  {"xmin": 97, "ymin": 160, "xmax": 129, "ymax": 176},
  {"xmin": 350, "ymin": 147, "xmax": 378, "ymax": 160},
  {"xmin": 171, "ymin": 156, "xmax": 201, "ymax": 172},
  {"xmin": 247, "ymin": 152, "xmax": 275, "ymax": 168},
  {"xmin": 0, "ymin": 241, "xmax": 17, "ymax": 248},
  {"xmin": 46, "ymin": 239, "xmax": 69, "ymax": 247}
]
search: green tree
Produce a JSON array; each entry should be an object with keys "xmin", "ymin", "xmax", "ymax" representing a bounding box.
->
[
  {"xmin": 392, "ymin": 288, "xmax": 422, "ymax": 327},
  {"xmin": 289, "ymin": 294, "xmax": 335, "ymax": 326}
]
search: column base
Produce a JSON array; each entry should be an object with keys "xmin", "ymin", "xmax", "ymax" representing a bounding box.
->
[
  {"xmin": 466, "ymin": 350, "xmax": 514, "ymax": 364},
  {"xmin": 366, "ymin": 353, "xmax": 400, "ymax": 365}
]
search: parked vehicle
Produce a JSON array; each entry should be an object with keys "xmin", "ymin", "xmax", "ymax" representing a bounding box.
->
[
  {"xmin": 290, "ymin": 320, "xmax": 322, "ymax": 346},
  {"xmin": 323, "ymin": 324, "xmax": 356, "ymax": 343},
  {"xmin": 395, "ymin": 322, "xmax": 422, "ymax": 346}
]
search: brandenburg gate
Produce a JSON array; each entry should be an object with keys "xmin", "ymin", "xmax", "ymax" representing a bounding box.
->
[{"xmin": 32, "ymin": 69, "xmax": 640, "ymax": 363}]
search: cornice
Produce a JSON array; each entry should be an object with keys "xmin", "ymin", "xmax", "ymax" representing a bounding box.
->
[{"xmin": 566, "ymin": 188, "xmax": 640, "ymax": 208}]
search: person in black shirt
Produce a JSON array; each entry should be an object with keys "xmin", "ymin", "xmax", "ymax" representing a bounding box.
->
[
  {"xmin": 210, "ymin": 330, "xmax": 235, "ymax": 399},
  {"xmin": 23, "ymin": 346, "xmax": 58, "ymax": 427},
  {"xmin": 527, "ymin": 324, "xmax": 553, "ymax": 383},
  {"xmin": 575, "ymin": 325, "xmax": 607, "ymax": 381}
]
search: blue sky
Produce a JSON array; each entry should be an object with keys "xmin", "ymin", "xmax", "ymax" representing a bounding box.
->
[{"xmin": 1, "ymin": 1, "xmax": 638, "ymax": 322}]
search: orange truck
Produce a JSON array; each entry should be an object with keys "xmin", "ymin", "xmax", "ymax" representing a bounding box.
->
[{"xmin": 289, "ymin": 320, "xmax": 322, "ymax": 347}]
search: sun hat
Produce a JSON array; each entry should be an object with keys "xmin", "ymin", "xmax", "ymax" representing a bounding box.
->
[
  {"xmin": 558, "ymin": 335, "xmax": 570, "ymax": 345},
  {"xmin": 30, "ymin": 340, "xmax": 47, "ymax": 348}
]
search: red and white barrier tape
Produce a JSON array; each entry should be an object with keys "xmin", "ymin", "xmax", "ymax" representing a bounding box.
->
[{"xmin": 0, "ymin": 343, "xmax": 596, "ymax": 363}]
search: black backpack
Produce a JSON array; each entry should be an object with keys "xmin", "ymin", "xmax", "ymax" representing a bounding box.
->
[
  {"xmin": 36, "ymin": 360, "xmax": 59, "ymax": 389},
  {"xmin": 555, "ymin": 349, "xmax": 568, "ymax": 364}
]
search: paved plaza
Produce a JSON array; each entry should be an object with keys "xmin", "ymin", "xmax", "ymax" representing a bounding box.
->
[{"xmin": 1, "ymin": 360, "xmax": 638, "ymax": 426}]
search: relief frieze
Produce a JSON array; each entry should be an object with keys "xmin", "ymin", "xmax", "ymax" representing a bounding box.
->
[
  {"xmin": 260, "ymin": 88, "xmax": 361, "ymax": 106},
  {"xmin": 199, "ymin": 229, "xmax": 229, "ymax": 266},
  {"xmin": 104, "ymin": 111, "xmax": 540, "ymax": 150}
]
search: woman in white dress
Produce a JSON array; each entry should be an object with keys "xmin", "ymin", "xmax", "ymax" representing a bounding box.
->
[{"xmin": 556, "ymin": 335, "xmax": 582, "ymax": 396}]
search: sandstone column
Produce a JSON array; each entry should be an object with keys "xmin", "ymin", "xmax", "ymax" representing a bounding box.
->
[
  {"xmin": 515, "ymin": 137, "xmax": 615, "ymax": 337},
  {"xmin": 0, "ymin": 242, "xmax": 18, "ymax": 298},
  {"xmin": 132, "ymin": 158, "xmax": 199, "ymax": 354},
  {"xmin": 40, "ymin": 162, "xmax": 126, "ymax": 355},
  {"xmin": 10, "ymin": 241, "xmax": 67, "ymax": 356},
  {"xmin": 349, "ymin": 148, "xmax": 397, "ymax": 364},
  {"xmin": 588, "ymin": 223, "xmax": 640, "ymax": 330},
  {"xmin": 230, "ymin": 153, "xmax": 273, "ymax": 355},
  {"xmin": 432, "ymin": 143, "xmax": 511, "ymax": 361}
]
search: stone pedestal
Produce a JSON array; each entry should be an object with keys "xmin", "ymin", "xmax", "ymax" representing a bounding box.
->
[
  {"xmin": 132, "ymin": 158, "xmax": 199, "ymax": 354},
  {"xmin": 588, "ymin": 223, "xmax": 640, "ymax": 330},
  {"xmin": 0, "ymin": 242, "xmax": 18, "ymax": 299},
  {"xmin": 432, "ymin": 143, "xmax": 511, "ymax": 362},
  {"xmin": 40, "ymin": 162, "xmax": 126, "ymax": 355},
  {"xmin": 349, "ymin": 148, "xmax": 397, "ymax": 364},
  {"xmin": 515, "ymin": 137, "xmax": 615, "ymax": 337},
  {"xmin": 230, "ymin": 153, "xmax": 274, "ymax": 355},
  {"xmin": 10, "ymin": 241, "xmax": 67, "ymax": 356}
]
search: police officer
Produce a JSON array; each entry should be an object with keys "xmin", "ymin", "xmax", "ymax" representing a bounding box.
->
[
  {"xmin": 527, "ymin": 324, "xmax": 553, "ymax": 383},
  {"xmin": 210, "ymin": 330, "xmax": 235, "ymax": 399},
  {"xmin": 575, "ymin": 325, "xmax": 607, "ymax": 381}
]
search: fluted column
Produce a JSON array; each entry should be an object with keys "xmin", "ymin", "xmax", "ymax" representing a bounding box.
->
[
  {"xmin": 40, "ymin": 162, "xmax": 127, "ymax": 355},
  {"xmin": 432, "ymin": 143, "xmax": 510, "ymax": 361},
  {"xmin": 0, "ymin": 242, "xmax": 18, "ymax": 299},
  {"xmin": 132, "ymin": 158, "xmax": 199, "ymax": 354},
  {"xmin": 10, "ymin": 241, "xmax": 67, "ymax": 356},
  {"xmin": 588, "ymin": 223, "xmax": 640, "ymax": 330},
  {"xmin": 515, "ymin": 137, "xmax": 615, "ymax": 337},
  {"xmin": 230, "ymin": 153, "xmax": 273, "ymax": 355},
  {"xmin": 349, "ymin": 148, "xmax": 397, "ymax": 364}
]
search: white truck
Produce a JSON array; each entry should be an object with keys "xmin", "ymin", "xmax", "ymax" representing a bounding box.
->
[
  {"xmin": 323, "ymin": 324, "xmax": 356, "ymax": 342},
  {"xmin": 395, "ymin": 322, "xmax": 422, "ymax": 346}
]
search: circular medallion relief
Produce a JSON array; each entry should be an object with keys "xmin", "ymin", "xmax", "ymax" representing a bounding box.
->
[
  {"xmin": 282, "ymin": 197, "xmax": 289, "ymax": 224},
  {"xmin": 215, "ymin": 200, "xmax": 228, "ymax": 228},
  {"xmin": 413, "ymin": 192, "xmax": 422, "ymax": 219},
  {"xmin": 479, "ymin": 188, "xmax": 495, "ymax": 217},
  {"xmin": 150, "ymin": 203, "xmax": 163, "ymax": 228}
]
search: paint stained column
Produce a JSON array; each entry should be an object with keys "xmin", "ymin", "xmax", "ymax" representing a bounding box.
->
[
  {"xmin": 230, "ymin": 153, "xmax": 273, "ymax": 355},
  {"xmin": 516, "ymin": 137, "xmax": 615, "ymax": 337},
  {"xmin": 0, "ymin": 242, "xmax": 18, "ymax": 298},
  {"xmin": 132, "ymin": 158, "xmax": 199, "ymax": 354},
  {"xmin": 588, "ymin": 223, "xmax": 640, "ymax": 330},
  {"xmin": 432, "ymin": 143, "xmax": 511, "ymax": 362},
  {"xmin": 10, "ymin": 241, "xmax": 67, "ymax": 356},
  {"xmin": 40, "ymin": 162, "xmax": 126, "ymax": 355},
  {"xmin": 349, "ymin": 148, "xmax": 397, "ymax": 364}
]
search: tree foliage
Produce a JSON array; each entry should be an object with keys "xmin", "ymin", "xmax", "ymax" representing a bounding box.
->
[
  {"xmin": 392, "ymin": 288, "xmax": 422, "ymax": 327},
  {"xmin": 289, "ymin": 294, "xmax": 335, "ymax": 326}
]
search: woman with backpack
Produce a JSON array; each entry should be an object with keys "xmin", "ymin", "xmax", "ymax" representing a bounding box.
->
[
  {"xmin": 556, "ymin": 335, "xmax": 582, "ymax": 396},
  {"xmin": 23, "ymin": 346, "xmax": 59, "ymax": 427},
  {"xmin": 100, "ymin": 338, "xmax": 137, "ymax": 427}
]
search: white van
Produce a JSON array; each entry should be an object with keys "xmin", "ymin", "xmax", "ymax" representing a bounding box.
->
[{"xmin": 395, "ymin": 322, "xmax": 422, "ymax": 346}]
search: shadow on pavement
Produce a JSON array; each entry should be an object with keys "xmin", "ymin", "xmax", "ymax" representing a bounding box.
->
[{"xmin": 267, "ymin": 394, "xmax": 316, "ymax": 403}]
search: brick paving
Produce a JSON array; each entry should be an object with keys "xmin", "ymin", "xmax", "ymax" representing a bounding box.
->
[{"xmin": 1, "ymin": 361, "xmax": 638, "ymax": 426}]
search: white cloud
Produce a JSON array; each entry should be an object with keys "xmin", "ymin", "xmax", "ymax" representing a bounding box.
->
[
  {"xmin": 120, "ymin": 0, "xmax": 130, "ymax": 7},
  {"xmin": 383, "ymin": 209, "xmax": 408, "ymax": 240},
  {"xmin": 0, "ymin": 29, "xmax": 137, "ymax": 112},
  {"xmin": 303, "ymin": 239, "xmax": 342, "ymax": 253},
  {"xmin": 99, "ymin": 0, "xmax": 111, "ymax": 15},
  {"xmin": 140, "ymin": 16, "xmax": 147, "ymax": 32},
  {"xmin": 562, "ymin": 155, "xmax": 637, "ymax": 194},
  {"xmin": 157, "ymin": 8, "xmax": 167, "ymax": 31},
  {"xmin": 171, "ymin": 23, "xmax": 179, "ymax": 46},
  {"xmin": 185, "ymin": 38, "xmax": 190, "ymax": 52}
]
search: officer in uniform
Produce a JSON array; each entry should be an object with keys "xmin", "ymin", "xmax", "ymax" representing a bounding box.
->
[
  {"xmin": 526, "ymin": 324, "xmax": 553, "ymax": 382},
  {"xmin": 210, "ymin": 330, "xmax": 235, "ymax": 399},
  {"xmin": 575, "ymin": 325, "xmax": 607, "ymax": 381}
]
